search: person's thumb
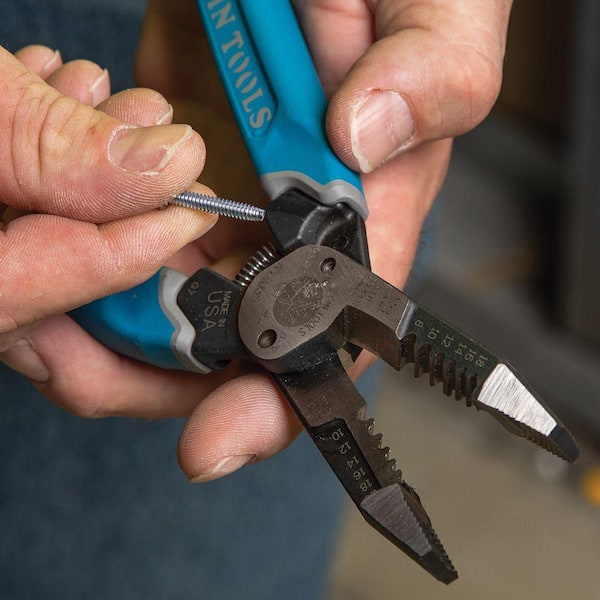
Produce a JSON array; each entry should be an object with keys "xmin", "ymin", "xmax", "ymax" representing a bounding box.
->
[
  {"xmin": 0, "ymin": 46, "xmax": 205, "ymax": 221},
  {"xmin": 325, "ymin": 1, "xmax": 512, "ymax": 173}
]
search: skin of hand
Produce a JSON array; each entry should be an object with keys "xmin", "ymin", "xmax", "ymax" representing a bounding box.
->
[{"xmin": 0, "ymin": 0, "xmax": 513, "ymax": 484}]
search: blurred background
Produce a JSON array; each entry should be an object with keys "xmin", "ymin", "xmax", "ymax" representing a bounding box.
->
[{"xmin": 327, "ymin": 0, "xmax": 600, "ymax": 597}]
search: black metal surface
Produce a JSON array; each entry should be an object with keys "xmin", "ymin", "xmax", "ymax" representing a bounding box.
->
[
  {"xmin": 266, "ymin": 188, "xmax": 370, "ymax": 365},
  {"xmin": 273, "ymin": 353, "xmax": 457, "ymax": 584},
  {"xmin": 265, "ymin": 189, "xmax": 370, "ymax": 268},
  {"xmin": 176, "ymin": 269, "xmax": 245, "ymax": 371},
  {"xmin": 400, "ymin": 307, "xmax": 579, "ymax": 462},
  {"xmin": 402, "ymin": 306, "xmax": 578, "ymax": 462},
  {"xmin": 406, "ymin": 306, "xmax": 497, "ymax": 399},
  {"xmin": 237, "ymin": 245, "xmax": 414, "ymax": 372}
]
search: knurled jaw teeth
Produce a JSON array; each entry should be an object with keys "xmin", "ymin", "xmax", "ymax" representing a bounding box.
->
[{"xmin": 354, "ymin": 412, "xmax": 403, "ymax": 485}]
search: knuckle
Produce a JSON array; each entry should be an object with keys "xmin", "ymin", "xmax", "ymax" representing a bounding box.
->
[
  {"xmin": 9, "ymin": 82, "xmax": 103, "ymax": 205},
  {"xmin": 0, "ymin": 313, "xmax": 20, "ymax": 341},
  {"xmin": 65, "ymin": 397, "xmax": 105, "ymax": 419},
  {"xmin": 57, "ymin": 376, "xmax": 123, "ymax": 419},
  {"xmin": 444, "ymin": 45, "xmax": 503, "ymax": 131},
  {"xmin": 38, "ymin": 95, "xmax": 101, "ymax": 173}
]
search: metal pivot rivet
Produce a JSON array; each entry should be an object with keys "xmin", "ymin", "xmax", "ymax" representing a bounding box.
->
[
  {"xmin": 170, "ymin": 191, "xmax": 266, "ymax": 222},
  {"xmin": 320, "ymin": 258, "xmax": 337, "ymax": 274},
  {"xmin": 258, "ymin": 329, "xmax": 277, "ymax": 349}
]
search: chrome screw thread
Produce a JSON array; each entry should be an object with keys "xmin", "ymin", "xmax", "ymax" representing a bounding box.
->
[
  {"xmin": 236, "ymin": 244, "xmax": 280, "ymax": 288},
  {"xmin": 171, "ymin": 191, "xmax": 266, "ymax": 222}
]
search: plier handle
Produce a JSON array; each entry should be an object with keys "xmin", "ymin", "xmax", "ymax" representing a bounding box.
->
[{"xmin": 197, "ymin": 0, "xmax": 367, "ymax": 217}]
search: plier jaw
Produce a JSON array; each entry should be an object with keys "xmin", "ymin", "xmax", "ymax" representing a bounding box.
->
[{"xmin": 274, "ymin": 353, "xmax": 459, "ymax": 584}]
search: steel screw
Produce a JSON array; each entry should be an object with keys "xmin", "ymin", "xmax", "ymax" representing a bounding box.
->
[{"xmin": 170, "ymin": 190, "xmax": 266, "ymax": 222}]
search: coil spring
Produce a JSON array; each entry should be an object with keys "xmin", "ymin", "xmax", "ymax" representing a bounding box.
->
[{"xmin": 236, "ymin": 243, "xmax": 280, "ymax": 288}]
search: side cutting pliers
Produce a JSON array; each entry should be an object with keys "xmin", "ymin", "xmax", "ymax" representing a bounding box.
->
[{"xmin": 71, "ymin": 0, "xmax": 579, "ymax": 584}]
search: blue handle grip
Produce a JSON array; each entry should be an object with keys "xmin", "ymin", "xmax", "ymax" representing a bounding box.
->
[
  {"xmin": 197, "ymin": 0, "xmax": 367, "ymax": 218},
  {"xmin": 71, "ymin": 268, "xmax": 211, "ymax": 372},
  {"xmin": 71, "ymin": 271, "xmax": 178, "ymax": 368}
]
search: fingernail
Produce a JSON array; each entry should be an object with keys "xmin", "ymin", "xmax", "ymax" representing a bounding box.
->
[
  {"xmin": 109, "ymin": 124, "xmax": 193, "ymax": 174},
  {"xmin": 90, "ymin": 68, "xmax": 109, "ymax": 106},
  {"xmin": 0, "ymin": 339, "xmax": 50, "ymax": 383},
  {"xmin": 350, "ymin": 91, "xmax": 415, "ymax": 173},
  {"xmin": 41, "ymin": 49, "xmax": 61, "ymax": 78},
  {"xmin": 189, "ymin": 454, "xmax": 256, "ymax": 483},
  {"xmin": 156, "ymin": 104, "xmax": 174, "ymax": 126}
]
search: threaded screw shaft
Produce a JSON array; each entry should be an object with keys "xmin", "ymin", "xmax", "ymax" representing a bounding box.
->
[{"xmin": 171, "ymin": 191, "xmax": 266, "ymax": 222}]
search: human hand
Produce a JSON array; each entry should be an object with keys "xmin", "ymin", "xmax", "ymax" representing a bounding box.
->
[
  {"xmin": 294, "ymin": 0, "xmax": 512, "ymax": 288},
  {"xmin": 0, "ymin": 43, "xmax": 217, "ymax": 405},
  {"xmin": 15, "ymin": 0, "xmax": 511, "ymax": 483}
]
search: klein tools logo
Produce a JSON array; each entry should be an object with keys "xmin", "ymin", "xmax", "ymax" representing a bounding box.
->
[
  {"xmin": 272, "ymin": 277, "xmax": 324, "ymax": 328},
  {"xmin": 202, "ymin": 0, "xmax": 275, "ymax": 135}
]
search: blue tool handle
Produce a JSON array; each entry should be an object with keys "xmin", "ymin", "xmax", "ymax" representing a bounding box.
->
[
  {"xmin": 70, "ymin": 269, "xmax": 211, "ymax": 373},
  {"xmin": 197, "ymin": 0, "xmax": 368, "ymax": 218}
]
